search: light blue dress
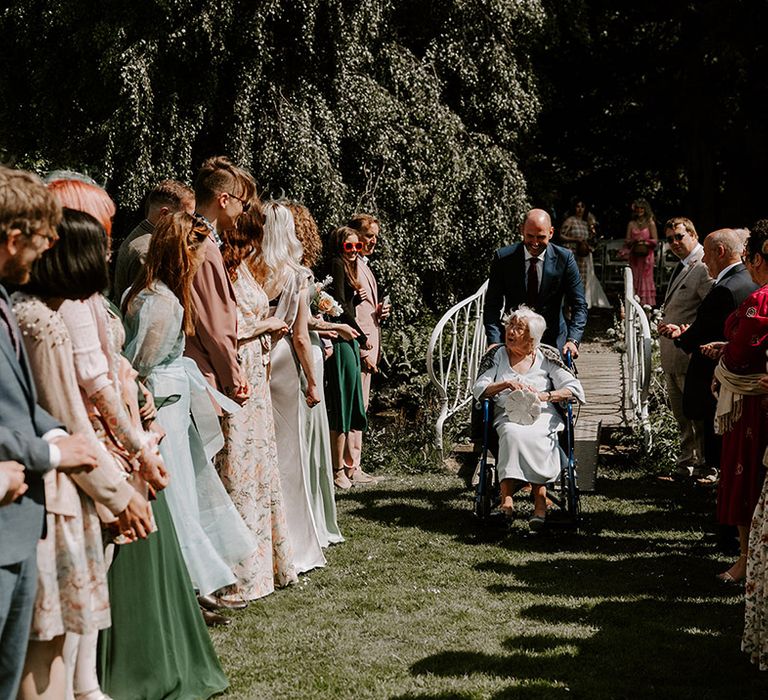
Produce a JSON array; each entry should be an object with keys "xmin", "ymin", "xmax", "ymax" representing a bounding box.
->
[{"xmin": 123, "ymin": 282, "xmax": 255, "ymax": 595}]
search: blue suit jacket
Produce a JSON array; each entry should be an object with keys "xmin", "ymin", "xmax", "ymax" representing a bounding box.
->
[
  {"xmin": 0, "ymin": 284, "xmax": 62, "ymax": 567},
  {"xmin": 483, "ymin": 242, "xmax": 588, "ymax": 348}
]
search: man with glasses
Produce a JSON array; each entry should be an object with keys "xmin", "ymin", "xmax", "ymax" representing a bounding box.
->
[
  {"xmin": 185, "ymin": 156, "xmax": 256, "ymax": 410},
  {"xmin": 657, "ymin": 217, "xmax": 714, "ymax": 479}
]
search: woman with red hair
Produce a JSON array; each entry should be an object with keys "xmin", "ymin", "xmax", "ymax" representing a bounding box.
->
[{"xmin": 45, "ymin": 172, "xmax": 116, "ymax": 240}]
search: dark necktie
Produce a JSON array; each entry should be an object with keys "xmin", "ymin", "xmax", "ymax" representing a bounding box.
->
[
  {"xmin": 0, "ymin": 296, "xmax": 20, "ymax": 358},
  {"xmin": 527, "ymin": 257, "xmax": 540, "ymax": 306}
]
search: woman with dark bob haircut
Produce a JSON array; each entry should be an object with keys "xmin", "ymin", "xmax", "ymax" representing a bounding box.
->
[
  {"xmin": 24, "ymin": 208, "xmax": 109, "ymax": 299},
  {"xmin": 12, "ymin": 208, "xmax": 152, "ymax": 700}
]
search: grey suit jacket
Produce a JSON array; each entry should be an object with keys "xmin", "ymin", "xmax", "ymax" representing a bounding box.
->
[
  {"xmin": 112, "ymin": 219, "xmax": 153, "ymax": 306},
  {"xmin": 659, "ymin": 246, "xmax": 714, "ymax": 374},
  {"xmin": 0, "ymin": 283, "xmax": 62, "ymax": 567}
]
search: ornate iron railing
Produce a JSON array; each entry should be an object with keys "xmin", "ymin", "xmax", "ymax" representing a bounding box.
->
[
  {"xmin": 426, "ymin": 281, "xmax": 488, "ymax": 453},
  {"xmin": 623, "ymin": 267, "xmax": 652, "ymax": 445}
]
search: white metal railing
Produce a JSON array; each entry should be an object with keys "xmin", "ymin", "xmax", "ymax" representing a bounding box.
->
[
  {"xmin": 623, "ymin": 267, "xmax": 652, "ymax": 445},
  {"xmin": 426, "ymin": 280, "xmax": 488, "ymax": 453}
]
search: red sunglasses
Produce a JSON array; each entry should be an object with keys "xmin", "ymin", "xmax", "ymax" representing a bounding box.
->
[{"xmin": 343, "ymin": 241, "xmax": 364, "ymax": 252}]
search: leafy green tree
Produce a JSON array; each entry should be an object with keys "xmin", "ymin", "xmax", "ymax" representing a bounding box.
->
[{"xmin": 0, "ymin": 0, "xmax": 546, "ymax": 322}]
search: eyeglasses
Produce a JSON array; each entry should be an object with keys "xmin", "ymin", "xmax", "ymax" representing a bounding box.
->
[
  {"xmin": 665, "ymin": 233, "xmax": 686, "ymax": 243},
  {"xmin": 25, "ymin": 227, "xmax": 58, "ymax": 246},
  {"xmin": 226, "ymin": 192, "xmax": 251, "ymax": 213},
  {"xmin": 343, "ymin": 241, "xmax": 364, "ymax": 252}
]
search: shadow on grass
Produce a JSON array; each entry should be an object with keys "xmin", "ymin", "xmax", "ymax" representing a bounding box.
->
[
  {"xmin": 340, "ymin": 483, "xmax": 724, "ymax": 560},
  {"xmin": 405, "ymin": 594, "xmax": 768, "ymax": 699}
]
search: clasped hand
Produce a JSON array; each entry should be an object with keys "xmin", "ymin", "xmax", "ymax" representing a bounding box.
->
[
  {"xmin": 0, "ymin": 460, "xmax": 27, "ymax": 505},
  {"xmin": 657, "ymin": 322, "xmax": 690, "ymax": 339},
  {"xmin": 700, "ymin": 341, "xmax": 727, "ymax": 360}
]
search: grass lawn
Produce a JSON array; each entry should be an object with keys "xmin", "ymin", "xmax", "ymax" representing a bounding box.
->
[{"xmin": 209, "ymin": 452, "xmax": 768, "ymax": 699}]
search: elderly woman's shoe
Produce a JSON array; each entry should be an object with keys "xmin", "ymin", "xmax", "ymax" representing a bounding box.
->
[{"xmin": 528, "ymin": 514, "xmax": 546, "ymax": 532}]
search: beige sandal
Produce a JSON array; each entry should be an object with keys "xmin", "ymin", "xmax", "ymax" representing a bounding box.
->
[{"xmin": 334, "ymin": 469, "xmax": 352, "ymax": 489}]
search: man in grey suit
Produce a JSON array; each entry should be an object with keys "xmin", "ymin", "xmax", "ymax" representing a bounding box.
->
[
  {"xmin": 657, "ymin": 216, "xmax": 715, "ymax": 477},
  {"xmin": 0, "ymin": 166, "xmax": 99, "ymax": 698}
]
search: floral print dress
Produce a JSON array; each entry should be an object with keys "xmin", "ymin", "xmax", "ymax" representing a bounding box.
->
[
  {"xmin": 12, "ymin": 293, "xmax": 111, "ymax": 640},
  {"xmin": 215, "ymin": 263, "xmax": 297, "ymax": 600}
]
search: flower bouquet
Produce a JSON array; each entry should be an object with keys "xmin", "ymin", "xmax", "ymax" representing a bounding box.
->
[
  {"xmin": 503, "ymin": 389, "xmax": 542, "ymax": 425},
  {"xmin": 310, "ymin": 276, "xmax": 342, "ymax": 317}
]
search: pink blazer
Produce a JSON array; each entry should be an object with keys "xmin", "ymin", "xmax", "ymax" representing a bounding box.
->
[
  {"xmin": 184, "ymin": 237, "xmax": 243, "ymax": 396},
  {"xmin": 356, "ymin": 259, "xmax": 380, "ymax": 365}
]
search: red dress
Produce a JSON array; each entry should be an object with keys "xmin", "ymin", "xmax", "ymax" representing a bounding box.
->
[{"xmin": 717, "ymin": 285, "xmax": 768, "ymax": 526}]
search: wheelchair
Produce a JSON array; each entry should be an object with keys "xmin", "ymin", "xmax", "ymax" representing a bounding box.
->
[{"xmin": 472, "ymin": 346, "xmax": 581, "ymax": 529}]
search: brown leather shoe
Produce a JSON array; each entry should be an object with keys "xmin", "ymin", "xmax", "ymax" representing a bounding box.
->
[{"xmin": 200, "ymin": 607, "xmax": 231, "ymax": 627}]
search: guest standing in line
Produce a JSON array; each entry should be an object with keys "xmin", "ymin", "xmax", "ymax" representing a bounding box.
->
[
  {"xmin": 345, "ymin": 213, "xmax": 391, "ymax": 484},
  {"xmin": 325, "ymin": 226, "xmax": 370, "ymax": 490},
  {"xmin": 288, "ymin": 201, "xmax": 346, "ymax": 543},
  {"xmin": 123, "ymin": 212, "xmax": 255, "ymax": 598},
  {"xmin": 672, "ymin": 228, "xmax": 756, "ymax": 486},
  {"xmin": 0, "ymin": 166, "xmax": 99, "ymax": 699},
  {"xmin": 623, "ymin": 198, "xmax": 658, "ymax": 306},
  {"xmin": 700, "ymin": 222, "xmax": 768, "ymax": 586},
  {"xmin": 657, "ymin": 217, "xmax": 714, "ymax": 479},
  {"xmin": 215, "ymin": 206, "xmax": 299, "ymax": 600},
  {"xmin": 252, "ymin": 202, "xmax": 326, "ymax": 573},
  {"xmin": 112, "ymin": 179, "xmax": 194, "ymax": 305},
  {"xmin": 14, "ymin": 209, "xmax": 153, "ymax": 700},
  {"xmin": 186, "ymin": 156, "xmax": 254, "ymax": 405}
]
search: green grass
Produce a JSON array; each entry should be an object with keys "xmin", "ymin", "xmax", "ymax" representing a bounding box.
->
[{"xmin": 209, "ymin": 454, "xmax": 768, "ymax": 699}]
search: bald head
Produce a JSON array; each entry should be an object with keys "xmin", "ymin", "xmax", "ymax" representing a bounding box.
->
[
  {"xmin": 521, "ymin": 208, "xmax": 554, "ymax": 257},
  {"xmin": 703, "ymin": 228, "xmax": 747, "ymax": 278}
]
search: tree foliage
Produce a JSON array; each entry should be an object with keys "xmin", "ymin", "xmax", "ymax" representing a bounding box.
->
[
  {"xmin": 0, "ymin": 0, "xmax": 546, "ymax": 322},
  {"xmin": 527, "ymin": 0, "xmax": 768, "ymax": 236}
]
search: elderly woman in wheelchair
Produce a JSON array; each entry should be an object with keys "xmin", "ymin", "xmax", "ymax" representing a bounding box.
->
[{"xmin": 472, "ymin": 307, "xmax": 585, "ymax": 530}]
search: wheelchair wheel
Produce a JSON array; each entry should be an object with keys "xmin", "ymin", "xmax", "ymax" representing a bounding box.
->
[
  {"xmin": 474, "ymin": 460, "xmax": 497, "ymax": 520},
  {"xmin": 561, "ymin": 458, "xmax": 580, "ymax": 526}
]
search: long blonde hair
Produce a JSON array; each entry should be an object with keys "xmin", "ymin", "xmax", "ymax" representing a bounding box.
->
[{"xmin": 249, "ymin": 201, "xmax": 304, "ymax": 293}]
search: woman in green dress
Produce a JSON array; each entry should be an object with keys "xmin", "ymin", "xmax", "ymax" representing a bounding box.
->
[{"xmin": 325, "ymin": 226, "xmax": 370, "ymax": 489}]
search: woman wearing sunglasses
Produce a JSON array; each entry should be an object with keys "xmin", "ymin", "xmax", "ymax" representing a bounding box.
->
[{"xmin": 326, "ymin": 227, "xmax": 371, "ymax": 489}]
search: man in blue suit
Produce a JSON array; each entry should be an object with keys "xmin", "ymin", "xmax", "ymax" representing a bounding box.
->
[
  {"xmin": 484, "ymin": 208, "xmax": 588, "ymax": 357},
  {"xmin": 0, "ymin": 166, "xmax": 99, "ymax": 698}
]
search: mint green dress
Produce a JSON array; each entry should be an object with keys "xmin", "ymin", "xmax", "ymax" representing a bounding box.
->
[{"xmin": 98, "ymin": 490, "xmax": 228, "ymax": 699}]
